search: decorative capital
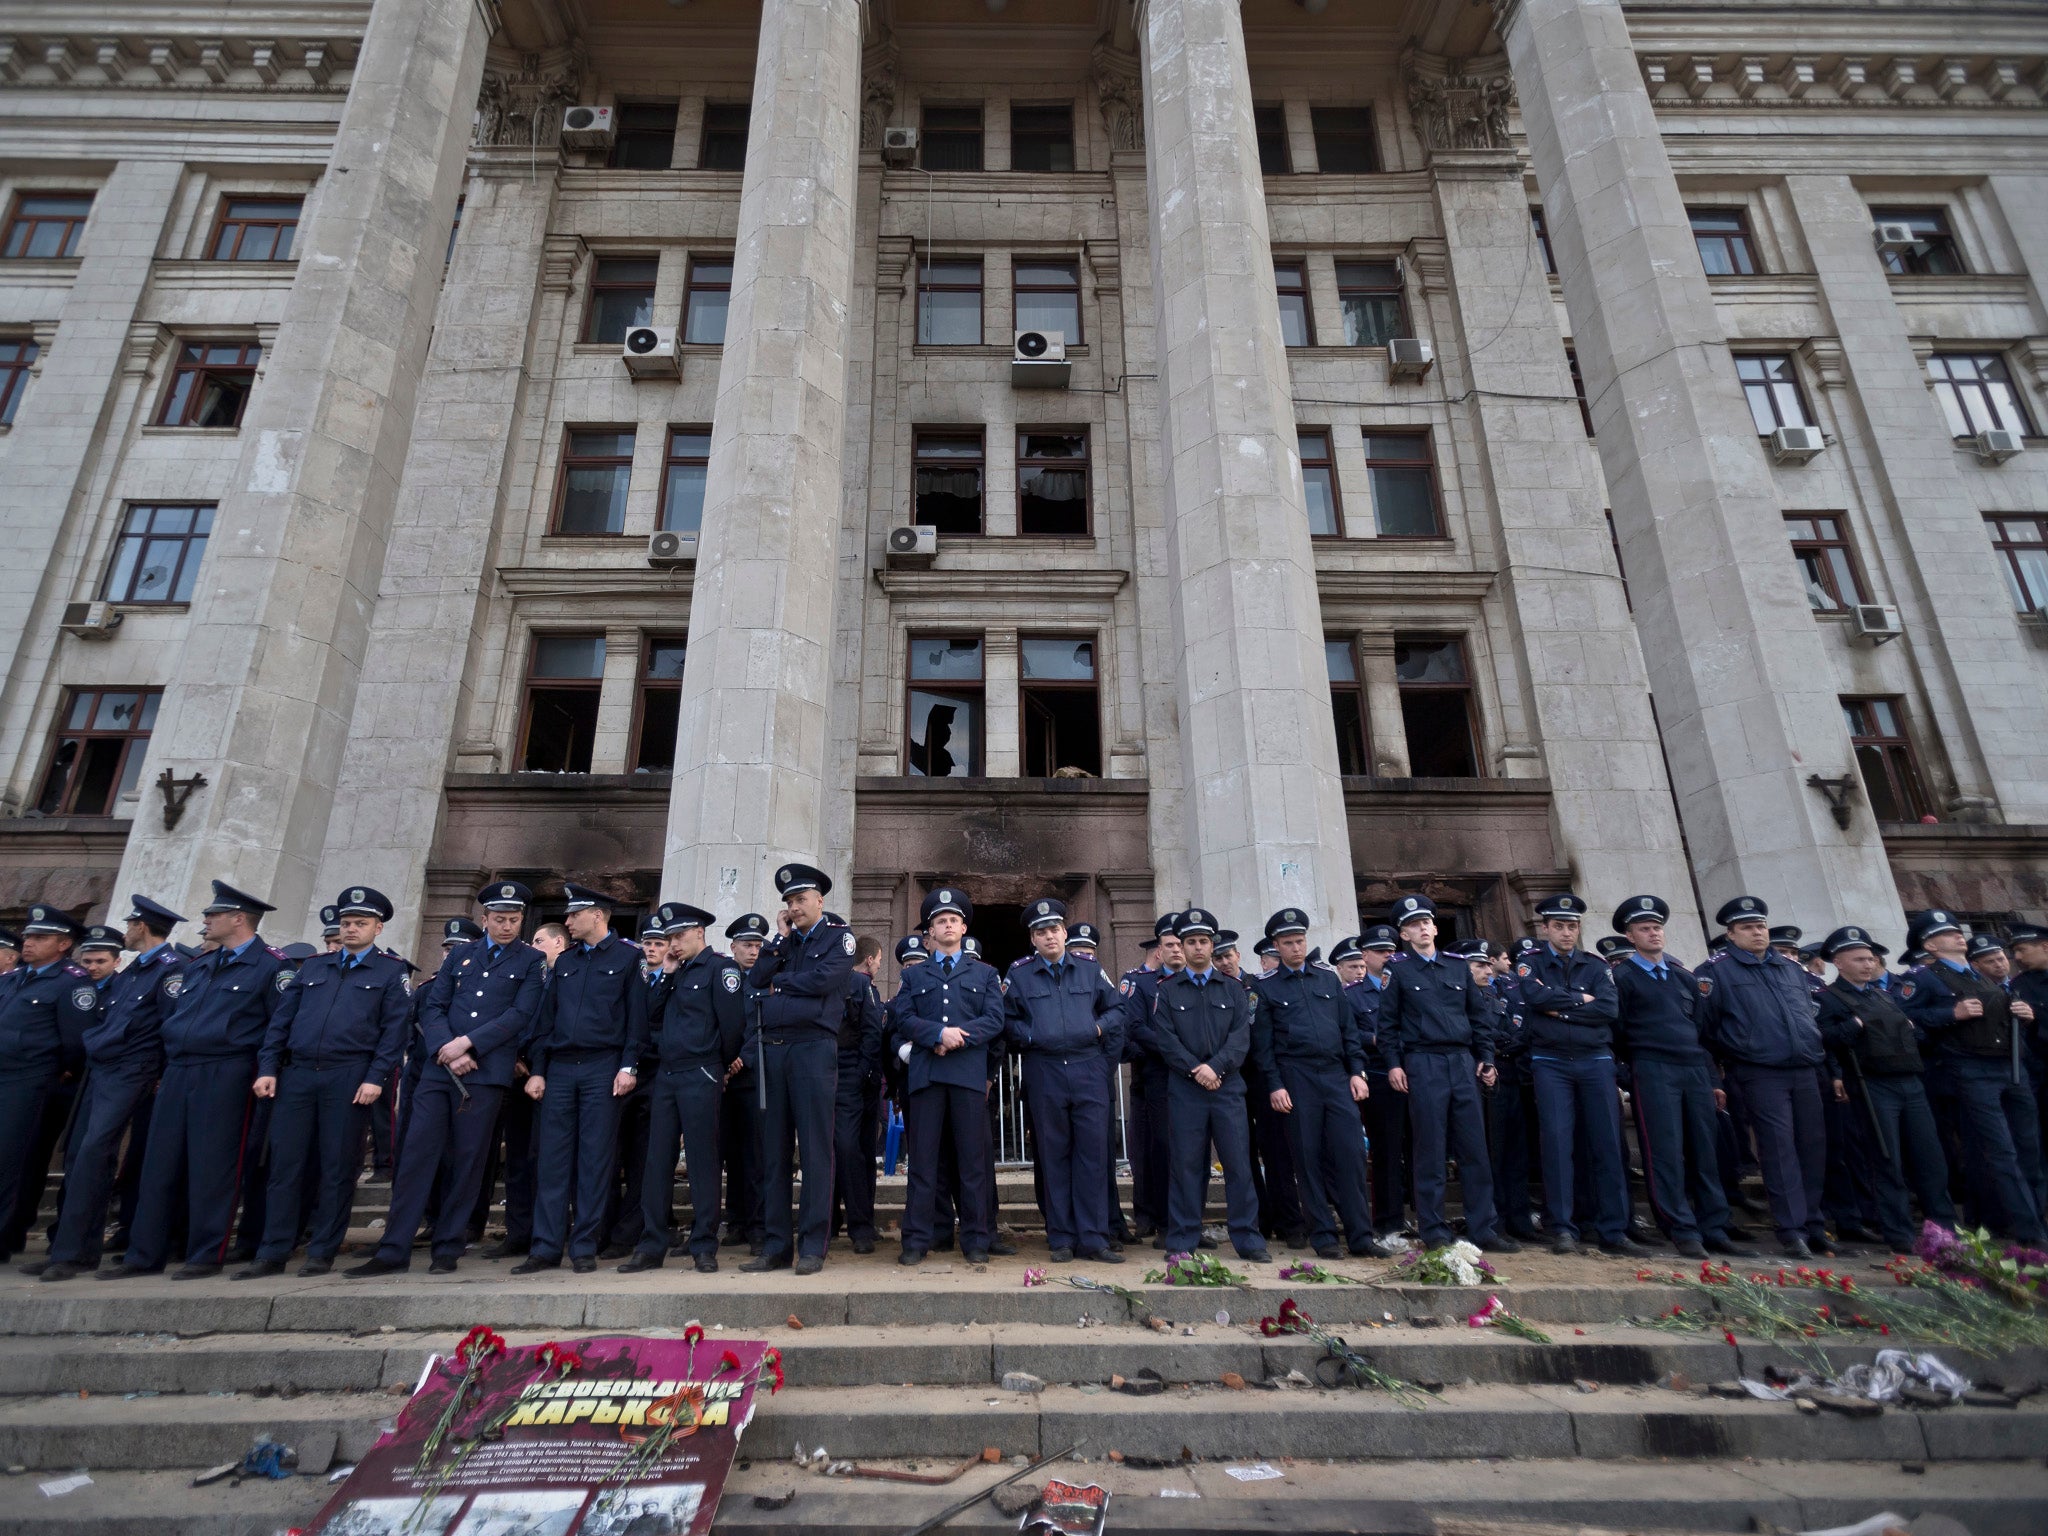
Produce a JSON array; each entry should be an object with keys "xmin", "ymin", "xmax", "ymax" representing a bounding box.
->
[
  {"xmin": 541, "ymin": 234, "xmax": 586, "ymax": 294},
  {"xmin": 1400, "ymin": 45, "xmax": 1515, "ymax": 157},
  {"xmin": 1797, "ymin": 336, "xmax": 1848, "ymax": 391},
  {"xmin": 861, "ymin": 35, "xmax": 899, "ymax": 152},
  {"xmin": 474, "ymin": 47, "xmax": 583, "ymax": 149},
  {"xmin": 1092, "ymin": 39, "xmax": 1143, "ymax": 154}
]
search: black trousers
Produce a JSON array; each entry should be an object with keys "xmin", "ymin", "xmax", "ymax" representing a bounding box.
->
[
  {"xmin": 903, "ymin": 1081, "xmax": 993, "ymax": 1254},
  {"xmin": 1241, "ymin": 1058, "xmax": 1303, "ymax": 1240},
  {"xmin": 1404, "ymin": 1050, "xmax": 1498, "ymax": 1247},
  {"xmin": 256, "ymin": 1061, "xmax": 371, "ymax": 1263},
  {"xmin": 1630, "ymin": 1055, "xmax": 1733, "ymax": 1244},
  {"xmin": 640, "ymin": 1065, "xmax": 724, "ymax": 1259},
  {"xmin": 531, "ymin": 1054, "xmax": 625, "ymax": 1262},
  {"xmin": 831, "ymin": 1069, "xmax": 882, "ymax": 1244},
  {"xmin": 1363, "ymin": 1069, "xmax": 1410, "ymax": 1231},
  {"xmin": 1022, "ymin": 1054, "xmax": 1113, "ymax": 1253},
  {"xmin": 50, "ymin": 1062, "xmax": 158, "ymax": 1267},
  {"xmin": 377, "ymin": 1074, "xmax": 505, "ymax": 1266},
  {"xmin": 603, "ymin": 1081, "xmax": 657, "ymax": 1250},
  {"xmin": 1486, "ymin": 1056, "xmax": 1538, "ymax": 1236},
  {"xmin": 125, "ymin": 1056, "xmax": 262, "ymax": 1270},
  {"xmin": 0, "ymin": 1067, "xmax": 61, "ymax": 1259},
  {"xmin": 477, "ymin": 1084, "xmax": 536, "ymax": 1245},
  {"xmin": 720, "ymin": 1069, "xmax": 765, "ymax": 1243},
  {"xmin": 1728, "ymin": 1062, "xmax": 1826, "ymax": 1245},
  {"xmin": 760, "ymin": 1036, "xmax": 837, "ymax": 1263},
  {"xmin": 1857, "ymin": 1074, "xmax": 1955, "ymax": 1251},
  {"xmin": 1276, "ymin": 1060, "xmax": 1374, "ymax": 1251},
  {"xmin": 1126, "ymin": 1058, "xmax": 1170, "ymax": 1231},
  {"xmin": 1164, "ymin": 1073, "xmax": 1261, "ymax": 1256}
]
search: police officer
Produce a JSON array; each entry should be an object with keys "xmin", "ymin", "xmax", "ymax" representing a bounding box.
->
[
  {"xmin": 1252, "ymin": 909, "xmax": 1387, "ymax": 1260},
  {"xmin": 1696, "ymin": 896, "xmax": 1831, "ymax": 1259},
  {"xmin": 351, "ymin": 885, "xmax": 546, "ymax": 1276},
  {"xmin": 1377, "ymin": 895, "xmax": 1515, "ymax": 1253},
  {"xmin": 1004, "ymin": 898, "xmax": 1125, "ymax": 1263},
  {"xmin": 2012, "ymin": 924, "xmax": 2048, "ymax": 1156},
  {"xmin": 236, "ymin": 888, "xmax": 409, "ymax": 1279},
  {"xmin": 744, "ymin": 865, "xmax": 855, "ymax": 1274},
  {"xmin": 1348, "ymin": 926, "xmax": 1409, "ymax": 1236},
  {"xmin": 109, "ymin": 882, "xmax": 288, "ymax": 1279},
  {"xmin": 1119, "ymin": 914, "xmax": 1183, "ymax": 1241},
  {"xmin": 1900, "ymin": 914, "xmax": 2044, "ymax": 1243},
  {"xmin": 32, "ymin": 899, "xmax": 186, "ymax": 1279},
  {"xmin": 596, "ymin": 918, "xmax": 672, "ymax": 1260},
  {"xmin": 618, "ymin": 902, "xmax": 743, "ymax": 1274},
  {"xmin": 719, "ymin": 912, "xmax": 772, "ymax": 1253},
  {"xmin": 0, "ymin": 927, "xmax": 19, "ymax": 975},
  {"xmin": 0, "ymin": 906, "xmax": 96, "ymax": 1264},
  {"xmin": 830, "ymin": 936, "xmax": 887, "ymax": 1254},
  {"xmin": 1967, "ymin": 934, "xmax": 2048, "ymax": 1219},
  {"xmin": 1227, "ymin": 927, "xmax": 1304, "ymax": 1250},
  {"xmin": 516, "ymin": 883, "xmax": 646, "ymax": 1274}
]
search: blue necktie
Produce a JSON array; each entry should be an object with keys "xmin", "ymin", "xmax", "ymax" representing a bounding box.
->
[{"xmin": 942, "ymin": 956, "xmax": 955, "ymax": 976}]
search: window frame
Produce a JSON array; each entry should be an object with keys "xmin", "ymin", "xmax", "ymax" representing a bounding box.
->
[
  {"xmin": 629, "ymin": 633, "xmax": 689, "ymax": 774},
  {"xmin": 1688, "ymin": 206, "xmax": 1760, "ymax": 277},
  {"xmin": 1008, "ymin": 102, "xmax": 1075, "ymax": 173},
  {"xmin": 206, "ymin": 196, "xmax": 303, "ymax": 262},
  {"xmin": 913, "ymin": 427, "xmax": 986, "ymax": 537},
  {"xmin": 101, "ymin": 503, "xmax": 216, "ymax": 606},
  {"xmin": 1309, "ymin": 105, "xmax": 1379, "ymax": 174},
  {"xmin": 155, "ymin": 340, "xmax": 262, "ymax": 429},
  {"xmin": 1565, "ymin": 348, "xmax": 1594, "ymax": 435},
  {"xmin": 1985, "ymin": 515, "xmax": 2048, "ymax": 615},
  {"xmin": 1274, "ymin": 259, "xmax": 1315, "ymax": 347},
  {"xmin": 1783, "ymin": 513, "xmax": 1871, "ymax": 614},
  {"xmin": 1362, "ymin": 429, "xmax": 1446, "ymax": 540},
  {"xmin": 1335, "ymin": 259, "xmax": 1408, "ymax": 348},
  {"xmin": 916, "ymin": 256, "xmax": 984, "ymax": 346},
  {"xmin": 681, "ymin": 254, "xmax": 733, "ymax": 346},
  {"xmin": 1324, "ymin": 635, "xmax": 1371, "ymax": 777},
  {"xmin": 1393, "ymin": 634, "xmax": 1483, "ymax": 779},
  {"xmin": 658, "ymin": 426, "xmax": 712, "ymax": 534},
  {"xmin": 1018, "ymin": 632, "xmax": 1101, "ymax": 778},
  {"xmin": 34, "ymin": 686, "xmax": 161, "ymax": 818},
  {"xmin": 1254, "ymin": 103, "xmax": 1291, "ymax": 175},
  {"xmin": 0, "ymin": 336, "xmax": 37, "ymax": 425},
  {"xmin": 518, "ymin": 632, "xmax": 607, "ymax": 774},
  {"xmin": 1872, "ymin": 206, "xmax": 1966, "ymax": 276},
  {"xmin": 1011, "ymin": 257, "xmax": 1082, "ymax": 344},
  {"xmin": 583, "ymin": 255, "xmax": 659, "ymax": 345},
  {"xmin": 2, "ymin": 191, "xmax": 93, "ymax": 259},
  {"xmin": 1016, "ymin": 427, "xmax": 1092, "ymax": 538},
  {"xmin": 1734, "ymin": 352, "xmax": 1814, "ymax": 435},
  {"xmin": 905, "ymin": 632, "xmax": 986, "ymax": 778},
  {"xmin": 698, "ymin": 103, "xmax": 751, "ymax": 171},
  {"xmin": 607, "ymin": 101, "xmax": 680, "ymax": 171},
  {"xmin": 1297, "ymin": 428, "xmax": 1344, "ymax": 538},
  {"xmin": 920, "ymin": 103, "xmax": 985, "ymax": 172},
  {"xmin": 550, "ymin": 425, "xmax": 638, "ymax": 537},
  {"xmin": 1531, "ymin": 206, "xmax": 1556, "ymax": 275},
  {"xmin": 1841, "ymin": 696, "xmax": 1932, "ymax": 823},
  {"xmin": 1927, "ymin": 352, "xmax": 2034, "ymax": 439}
]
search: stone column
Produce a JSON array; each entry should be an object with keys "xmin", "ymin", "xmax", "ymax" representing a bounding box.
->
[
  {"xmin": 112, "ymin": 0, "xmax": 492, "ymax": 930},
  {"xmin": 0, "ymin": 161, "xmax": 182, "ymax": 792},
  {"xmin": 660, "ymin": 0, "xmax": 863, "ymax": 916},
  {"xmin": 1500, "ymin": 0, "xmax": 1902, "ymax": 938},
  {"xmin": 310, "ymin": 142, "xmax": 565, "ymax": 955},
  {"xmin": 1786, "ymin": 173, "xmax": 2048, "ymax": 825},
  {"xmin": 1139, "ymin": 0, "xmax": 1359, "ymax": 950},
  {"xmin": 1356, "ymin": 632, "xmax": 1411, "ymax": 779},
  {"xmin": 983, "ymin": 629, "xmax": 1022, "ymax": 779}
]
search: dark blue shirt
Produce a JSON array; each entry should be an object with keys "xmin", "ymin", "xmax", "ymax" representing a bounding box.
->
[
  {"xmin": 0, "ymin": 959, "xmax": 97, "ymax": 1076},
  {"xmin": 1142, "ymin": 968, "xmax": 1252, "ymax": 1080},
  {"xmin": 1515, "ymin": 944, "xmax": 1618, "ymax": 1057},
  {"xmin": 748, "ymin": 920, "xmax": 858, "ymax": 1039},
  {"xmin": 636, "ymin": 946, "xmax": 746, "ymax": 1068},
  {"xmin": 1694, "ymin": 947, "xmax": 1822, "ymax": 1068},
  {"xmin": 259, "ymin": 946, "xmax": 411, "ymax": 1079},
  {"xmin": 1611, "ymin": 952, "xmax": 1708, "ymax": 1064},
  {"xmin": 416, "ymin": 938, "xmax": 547, "ymax": 1089},
  {"xmin": 1250, "ymin": 963, "xmax": 1366, "ymax": 1077},
  {"xmin": 1004, "ymin": 954, "xmax": 1126, "ymax": 1061},
  {"xmin": 530, "ymin": 931, "xmax": 647, "ymax": 1076},
  {"xmin": 161, "ymin": 938, "xmax": 289, "ymax": 1062},
  {"xmin": 81, "ymin": 943, "xmax": 185, "ymax": 1066},
  {"xmin": 1376, "ymin": 950, "xmax": 1495, "ymax": 1067},
  {"xmin": 890, "ymin": 949, "xmax": 1005, "ymax": 1091}
]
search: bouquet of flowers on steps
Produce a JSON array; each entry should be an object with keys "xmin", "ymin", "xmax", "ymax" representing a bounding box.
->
[{"xmin": 1398, "ymin": 1240, "xmax": 1496, "ymax": 1286}]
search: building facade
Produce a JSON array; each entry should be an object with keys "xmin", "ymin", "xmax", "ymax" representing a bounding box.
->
[{"xmin": 1, "ymin": 0, "xmax": 2044, "ymax": 976}]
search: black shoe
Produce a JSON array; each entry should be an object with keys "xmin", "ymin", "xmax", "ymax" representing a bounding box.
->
[
  {"xmin": 748, "ymin": 1241, "xmax": 766, "ymax": 1257},
  {"xmin": 509, "ymin": 1257, "xmax": 559, "ymax": 1275},
  {"xmin": 1780, "ymin": 1236, "xmax": 1812, "ymax": 1260},
  {"xmin": 1550, "ymin": 1233, "xmax": 1579, "ymax": 1256},
  {"xmin": 16, "ymin": 1259, "xmax": 47, "ymax": 1276},
  {"xmin": 1238, "ymin": 1248, "xmax": 1272, "ymax": 1264},
  {"xmin": 694, "ymin": 1255, "xmax": 719, "ymax": 1274},
  {"xmin": 1351, "ymin": 1240, "xmax": 1395, "ymax": 1259},
  {"xmin": 964, "ymin": 1251, "xmax": 990, "ymax": 1267},
  {"xmin": 1131, "ymin": 1225, "xmax": 1159, "ymax": 1241},
  {"xmin": 1833, "ymin": 1223, "xmax": 1882, "ymax": 1244},
  {"xmin": 1598, "ymin": 1238, "xmax": 1653, "ymax": 1258},
  {"xmin": 1047, "ymin": 1247, "xmax": 1075, "ymax": 1263},
  {"xmin": 988, "ymin": 1238, "xmax": 1018, "ymax": 1257},
  {"xmin": 572, "ymin": 1256, "xmax": 597, "ymax": 1274},
  {"xmin": 1808, "ymin": 1237, "xmax": 1838, "ymax": 1257},
  {"xmin": 1150, "ymin": 1236, "xmax": 1167, "ymax": 1250},
  {"xmin": 1703, "ymin": 1236, "xmax": 1756, "ymax": 1258},
  {"xmin": 1478, "ymin": 1236, "xmax": 1523, "ymax": 1255},
  {"xmin": 97, "ymin": 1266, "xmax": 150, "ymax": 1280},
  {"xmin": 345, "ymin": 1256, "xmax": 405, "ymax": 1278},
  {"xmin": 741, "ymin": 1254, "xmax": 791, "ymax": 1273},
  {"xmin": 429, "ymin": 1257, "xmax": 458, "ymax": 1275},
  {"xmin": 851, "ymin": 1237, "xmax": 875, "ymax": 1255},
  {"xmin": 172, "ymin": 1263, "xmax": 222, "ymax": 1281},
  {"xmin": 481, "ymin": 1240, "xmax": 528, "ymax": 1260},
  {"xmin": 1078, "ymin": 1248, "xmax": 1124, "ymax": 1265},
  {"xmin": 617, "ymin": 1252, "xmax": 664, "ymax": 1274},
  {"xmin": 1196, "ymin": 1235, "xmax": 1220, "ymax": 1250},
  {"xmin": 1627, "ymin": 1220, "xmax": 1665, "ymax": 1248},
  {"xmin": 1721, "ymin": 1223, "xmax": 1757, "ymax": 1241},
  {"xmin": 233, "ymin": 1260, "xmax": 286, "ymax": 1281},
  {"xmin": 897, "ymin": 1249, "xmax": 927, "ymax": 1267},
  {"xmin": 598, "ymin": 1243, "xmax": 633, "ymax": 1261},
  {"xmin": 37, "ymin": 1261, "xmax": 84, "ymax": 1282},
  {"xmin": 297, "ymin": 1258, "xmax": 333, "ymax": 1278},
  {"xmin": 1506, "ymin": 1226, "xmax": 1542, "ymax": 1242},
  {"xmin": 1674, "ymin": 1238, "xmax": 1708, "ymax": 1259},
  {"xmin": 1314, "ymin": 1244, "xmax": 1342, "ymax": 1260},
  {"xmin": 932, "ymin": 1236, "xmax": 956, "ymax": 1253}
]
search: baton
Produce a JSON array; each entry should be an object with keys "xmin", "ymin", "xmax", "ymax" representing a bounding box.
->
[{"xmin": 1844, "ymin": 1047, "xmax": 1894, "ymax": 1171}]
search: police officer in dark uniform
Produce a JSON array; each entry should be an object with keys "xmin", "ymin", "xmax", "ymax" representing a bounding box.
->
[
  {"xmin": 351, "ymin": 884, "xmax": 546, "ymax": 1276},
  {"xmin": 516, "ymin": 882, "xmax": 646, "ymax": 1274},
  {"xmin": 618, "ymin": 902, "xmax": 742, "ymax": 1274},
  {"xmin": 1140, "ymin": 909, "xmax": 1269, "ymax": 1262},
  {"xmin": 1226, "ymin": 927, "xmax": 1303, "ymax": 1249},
  {"xmin": 744, "ymin": 865, "xmax": 855, "ymax": 1274},
  {"xmin": 592, "ymin": 917, "xmax": 669, "ymax": 1260},
  {"xmin": 0, "ymin": 927, "xmax": 18, "ymax": 975},
  {"xmin": 1251, "ymin": 908, "xmax": 1387, "ymax": 1260},
  {"xmin": 829, "ymin": 936, "xmax": 887, "ymax": 1254},
  {"xmin": 1377, "ymin": 895, "xmax": 1515, "ymax": 1253},
  {"xmin": 1348, "ymin": 925, "xmax": 1410, "ymax": 1235},
  {"xmin": 1118, "ymin": 913, "xmax": 1182, "ymax": 1240},
  {"xmin": 33, "ymin": 898, "xmax": 186, "ymax": 1279},
  {"xmin": 0, "ymin": 906, "xmax": 96, "ymax": 1264},
  {"xmin": 718, "ymin": 912, "xmax": 772, "ymax": 1252},
  {"xmin": 1004, "ymin": 898, "xmax": 1125, "ymax": 1263},
  {"xmin": 109, "ymin": 881, "xmax": 288, "ymax": 1280},
  {"xmin": 1696, "ymin": 896, "xmax": 1831, "ymax": 1259},
  {"xmin": 237, "ymin": 887, "xmax": 410, "ymax": 1278},
  {"xmin": 1482, "ymin": 936, "xmax": 1538, "ymax": 1241}
]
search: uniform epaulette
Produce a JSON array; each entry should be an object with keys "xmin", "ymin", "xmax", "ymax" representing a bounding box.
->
[
  {"xmin": 266, "ymin": 945, "xmax": 288, "ymax": 959},
  {"xmin": 62, "ymin": 962, "xmax": 88, "ymax": 978}
]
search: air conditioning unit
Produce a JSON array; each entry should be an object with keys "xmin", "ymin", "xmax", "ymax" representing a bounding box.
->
[
  {"xmin": 560, "ymin": 105, "xmax": 616, "ymax": 148},
  {"xmin": 1012, "ymin": 330, "xmax": 1071, "ymax": 388},
  {"xmin": 1872, "ymin": 221, "xmax": 1920, "ymax": 255},
  {"xmin": 1769, "ymin": 424, "xmax": 1826, "ymax": 464},
  {"xmin": 881, "ymin": 126, "xmax": 919, "ymax": 166},
  {"xmin": 647, "ymin": 529, "xmax": 697, "ymax": 567},
  {"xmin": 622, "ymin": 325, "xmax": 680, "ymax": 379},
  {"xmin": 1387, "ymin": 337, "xmax": 1434, "ymax": 381},
  {"xmin": 59, "ymin": 601, "xmax": 122, "ymax": 640},
  {"xmin": 886, "ymin": 524, "xmax": 938, "ymax": 568},
  {"xmin": 1852, "ymin": 603, "xmax": 1904, "ymax": 644},
  {"xmin": 1972, "ymin": 428, "xmax": 2024, "ymax": 463}
]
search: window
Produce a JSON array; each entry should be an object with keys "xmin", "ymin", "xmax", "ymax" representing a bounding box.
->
[
  {"xmin": 1986, "ymin": 516, "xmax": 2048, "ymax": 614},
  {"xmin": 921, "ymin": 105, "xmax": 984, "ymax": 172},
  {"xmin": 631, "ymin": 636, "xmax": 687, "ymax": 773},
  {"xmin": 659, "ymin": 428, "xmax": 711, "ymax": 534},
  {"xmin": 1566, "ymin": 348, "xmax": 1593, "ymax": 435},
  {"xmin": 1310, "ymin": 107, "xmax": 1378, "ymax": 173},
  {"xmin": 682, "ymin": 257, "xmax": 732, "ymax": 345},
  {"xmin": 1873, "ymin": 207, "xmax": 1964, "ymax": 276},
  {"xmin": 907, "ymin": 635, "xmax": 983, "ymax": 777},
  {"xmin": 1784, "ymin": 515, "xmax": 1869, "ymax": 613},
  {"xmin": 699, "ymin": 103, "xmax": 750, "ymax": 171},
  {"xmin": 1255, "ymin": 104, "xmax": 1291, "ymax": 175},
  {"xmin": 0, "ymin": 338, "xmax": 36, "ymax": 425},
  {"xmin": 1020, "ymin": 636, "xmax": 1100, "ymax": 777},
  {"xmin": 585, "ymin": 257, "xmax": 658, "ymax": 344},
  {"xmin": 1395, "ymin": 638, "xmax": 1480, "ymax": 778},
  {"xmin": 1018, "ymin": 430, "xmax": 1089, "ymax": 536},
  {"xmin": 1336, "ymin": 260, "xmax": 1405, "ymax": 347},
  {"xmin": 553, "ymin": 428, "xmax": 635, "ymax": 535},
  {"xmin": 914, "ymin": 431, "xmax": 983, "ymax": 535},
  {"xmin": 1014, "ymin": 259, "xmax": 1081, "ymax": 342},
  {"xmin": 1928, "ymin": 353, "xmax": 2032, "ymax": 438},
  {"xmin": 1274, "ymin": 261, "xmax": 1313, "ymax": 347},
  {"xmin": 3, "ymin": 193, "xmax": 92, "ymax": 258},
  {"xmin": 1689, "ymin": 207, "xmax": 1758, "ymax": 276},
  {"xmin": 1842, "ymin": 697, "xmax": 1930, "ymax": 822},
  {"xmin": 917, "ymin": 258, "xmax": 982, "ymax": 345},
  {"xmin": 103, "ymin": 504, "xmax": 214, "ymax": 605},
  {"xmin": 520, "ymin": 635, "xmax": 606, "ymax": 773},
  {"xmin": 1531, "ymin": 207, "xmax": 1556, "ymax": 275},
  {"xmin": 1010, "ymin": 104, "xmax": 1074, "ymax": 172},
  {"xmin": 1363, "ymin": 432, "xmax": 1442, "ymax": 538},
  {"xmin": 35, "ymin": 688, "xmax": 159, "ymax": 817},
  {"xmin": 157, "ymin": 341, "xmax": 260, "ymax": 428},
  {"xmin": 446, "ymin": 195, "xmax": 463, "ymax": 265},
  {"xmin": 209, "ymin": 197, "xmax": 301, "ymax": 261},
  {"xmin": 609, "ymin": 102, "xmax": 678, "ymax": 170},
  {"xmin": 1735, "ymin": 354, "xmax": 1812, "ymax": 434},
  {"xmin": 1298, "ymin": 430, "xmax": 1341, "ymax": 537},
  {"xmin": 1325, "ymin": 639, "xmax": 1369, "ymax": 776}
]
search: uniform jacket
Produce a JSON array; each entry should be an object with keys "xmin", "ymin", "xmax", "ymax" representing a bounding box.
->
[
  {"xmin": 259, "ymin": 947, "xmax": 411, "ymax": 1080},
  {"xmin": 636, "ymin": 946, "xmax": 746, "ymax": 1069},
  {"xmin": 747, "ymin": 919, "xmax": 858, "ymax": 1039},
  {"xmin": 82, "ymin": 942, "xmax": 184, "ymax": 1067},
  {"xmin": 530, "ymin": 931, "xmax": 647, "ymax": 1077},
  {"xmin": 1817, "ymin": 977, "xmax": 1922, "ymax": 1078},
  {"xmin": 1488, "ymin": 975, "xmax": 1530, "ymax": 1063},
  {"xmin": 0, "ymin": 960, "xmax": 97, "ymax": 1077},
  {"xmin": 162, "ymin": 938, "xmax": 290, "ymax": 1063},
  {"xmin": 1141, "ymin": 968, "xmax": 1252, "ymax": 1082},
  {"xmin": 1249, "ymin": 964, "xmax": 1366, "ymax": 1077},
  {"xmin": 1376, "ymin": 950, "xmax": 1495, "ymax": 1067},
  {"xmin": 1694, "ymin": 947, "xmax": 1823, "ymax": 1068},
  {"xmin": 839, "ymin": 973, "xmax": 888, "ymax": 1085},
  {"xmin": 1899, "ymin": 958, "xmax": 2014, "ymax": 1062},
  {"xmin": 417, "ymin": 937, "xmax": 547, "ymax": 1089},
  {"xmin": 1346, "ymin": 971, "xmax": 1393, "ymax": 1070},
  {"xmin": 890, "ymin": 950, "xmax": 1005, "ymax": 1092},
  {"xmin": 1514, "ymin": 945, "xmax": 1619, "ymax": 1057},
  {"xmin": 1004, "ymin": 954, "xmax": 1126, "ymax": 1063},
  {"xmin": 2015, "ymin": 967, "xmax": 2048, "ymax": 1065},
  {"xmin": 1612, "ymin": 954, "xmax": 1710, "ymax": 1064}
]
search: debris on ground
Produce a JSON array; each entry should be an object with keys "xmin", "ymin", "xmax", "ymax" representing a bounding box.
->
[
  {"xmin": 991, "ymin": 1480, "xmax": 1040, "ymax": 1516},
  {"xmin": 1109, "ymin": 1368, "xmax": 1165, "ymax": 1396},
  {"xmin": 37, "ymin": 1473, "xmax": 91, "ymax": 1498},
  {"xmin": 752, "ymin": 1486, "xmax": 796, "ymax": 1509},
  {"xmin": 1004, "ymin": 1370, "xmax": 1047, "ymax": 1393},
  {"xmin": 1224, "ymin": 1462, "xmax": 1284, "ymax": 1481}
]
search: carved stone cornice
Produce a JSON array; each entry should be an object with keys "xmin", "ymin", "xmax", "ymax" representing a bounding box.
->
[
  {"xmin": 1400, "ymin": 46, "xmax": 1515, "ymax": 159},
  {"xmin": 1091, "ymin": 40, "xmax": 1143, "ymax": 155},
  {"xmin": 0, "ymin": 33, "xmax": 356, "ymax": 92},
  {"xmin": 474, "ymin": 46, "xmax": 582, "ymax": 149},
  {"xmin": 1643, "ymin": 50, "xmax": 2044, "ymax": 109},
  {"xmin": 1797, "ymin": 336, "xmax": 1848, "ymax": 392},
  {"xmin": 861, "ymin": 34, "xmax": 899, "ymax": 152},
  {"xmin": 541, "ymin": 234, "xmax": 586, "ymax": 295}
]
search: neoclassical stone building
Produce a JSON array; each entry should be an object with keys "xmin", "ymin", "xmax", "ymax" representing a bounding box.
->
[{"xmin": 1, "ymin": 0, "xmax": 2044, "ymax": 973}]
